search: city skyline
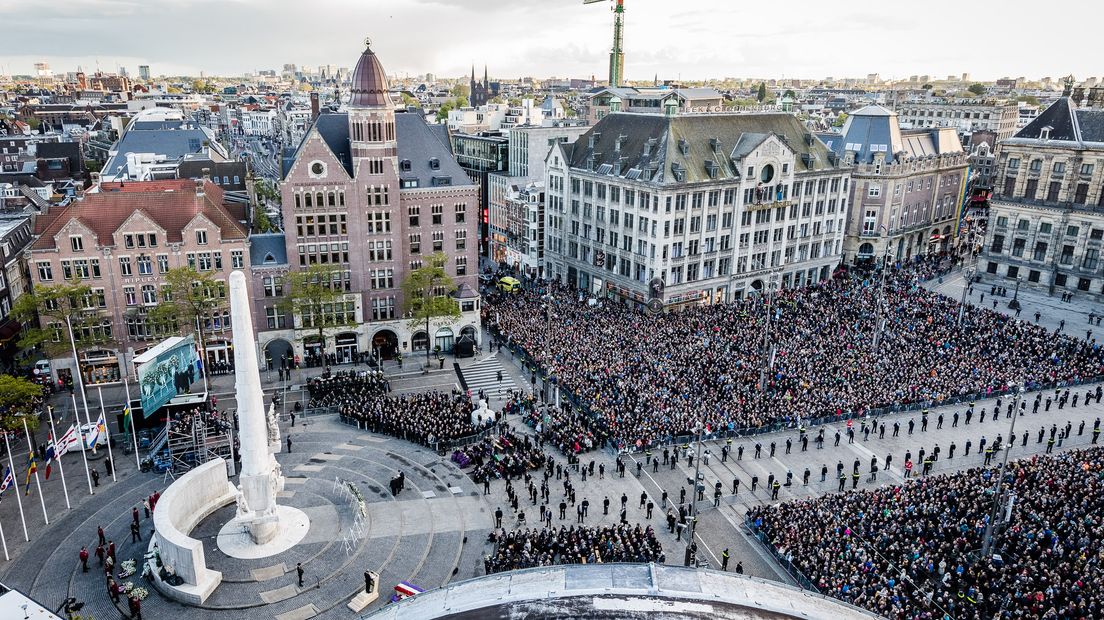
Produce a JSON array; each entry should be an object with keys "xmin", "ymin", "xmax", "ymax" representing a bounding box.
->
[{"xmin": 1, "ymin": 0, "xmax": 1098, "ymax": 83}]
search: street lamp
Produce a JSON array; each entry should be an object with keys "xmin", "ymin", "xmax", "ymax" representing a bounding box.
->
[
  {"xmin": 683, "ymin": 422, "xmax": 704, "ymax": 567},
  {"xmin": 872, "ymin": 245, "xmax": 892, "ymax": 349},
  {"xmin": 958, "ymin": 265, "xmax": 976, "ymax": 326},
  {"xmin": 981, "ymin": 382, "xmax": 1024, "ymax": 557},
  {"xmin": 758, "ymin": 273, "xmax": 777, "ymax": 392},
  {"xmin": 1008, "ymin": 276, "xmax": 1022, "ymax": 311}
]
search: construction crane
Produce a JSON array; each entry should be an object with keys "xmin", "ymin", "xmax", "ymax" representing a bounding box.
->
[{"xmin": 584, "ymin": 0, "xmax": 625, "ymax": 88}]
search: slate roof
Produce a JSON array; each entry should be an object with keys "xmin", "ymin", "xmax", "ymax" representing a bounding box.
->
[
  {"xmin": 565, "ymin": 112, "xmax": 838, "ymax": 185},
  {"xmin": 1012, "ymin": 97, "xmax": 1104, "ymax": 145},
  {"xmin": 102, "ymin": 118, "xmax": 217, "ymax": 178},
  {"xmin": 31, "ymin": 179, "xmax": 247, "ymax": 250},
  {"xmin": 248, "ymin": 232, "xmax": 288, "ymax": 266},
  {"xmin": 284, "ymin": 112, "xmax": 472, "ymax": 188},
  {"xmin": 822, "ymin": 105, "xmax": 963, "ymax": 164}
]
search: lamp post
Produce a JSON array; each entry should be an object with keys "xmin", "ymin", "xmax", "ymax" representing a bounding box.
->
[
  {"xmin": 958, "ymin": 266, "xmax": 976, "ymax": 326},
  {"xmin": 758, "ymin": 273, "xmax": 777, "ymax": 392},
  {"xmin": 1008, "ymin": 276, "xmax": 1022, "ymax": 311},
  {"xmin": 683, "ymin": 422, "xmax": 704, "ymax": 567},
  {"xmin": 872, "ymin": 246, "xmax": 892, "ymax": 349},
  {"xmin": 981, "ymin": 382, "xmax": 1024, "ymax": 557}
]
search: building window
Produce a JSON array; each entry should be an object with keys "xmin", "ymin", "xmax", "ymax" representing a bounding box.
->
[
  {"xmin": 119, "ymin": 256, "xmax": 132, "ymax": 276},
  {"xmin": 431, "ymin": 204, "xmax": 443, "ymax": 225},
  {"xmin": 37, "ymin": 262, "xmax": 53, "ymax": 281},
  {"xmin": 409, "ymin": 233, "xmax": 421, "ymax": 254},
  {"xmin": 432, "ymin": 230, "xmax": 444, "ymax": 251},
  {"xmin": 263, "ymin": 276, "xmax": 284, "ymax": 297},
  {"xmin": 231, "ymin": 250, "xmax": 244, "ymax": 269},
  {"xmin": 1033, "ymin": 242, "xmax": 1048, "ymax": 262},
  {"xmin": 408, "ymin": 206, "xmax": 420, "ymax": 226},
  {"xmin": 157, "ymin": 254, "xmax": 170, "ymax": 273},
  {"xmin": 196, "ymin": 229, "xmax": 208, "ymax": 245},
  {"xmin": 868, "ymin": 184, "xmax": 881, "ymax": 197},
  {"xmin": 137, "ymin": 255, "xmax": 153, "ymax": 275},
  {"xmin": 70, "ymin": 236, "xmax": 84, "ymax": 252},
  {"xmin": 455, "ymin": 229, "xmax": 467, "ymax": 250},
  {"xmin": 456, "ymin": 256, "xmax": 468, "ymax": 275},
  {"xmin": 265, "ymin": 306, "xmax": 284, "ymax": 330},
  {"xmin": 141, "ymin": 284, "xmax": 157, "ymax": 305},
  {"xmin": 124, "ymin": 286, "xmax": 137, "ymax": 306},
  {"xmin": 455, "ymin": 202, "xmax": 466, "ymax": 223}
]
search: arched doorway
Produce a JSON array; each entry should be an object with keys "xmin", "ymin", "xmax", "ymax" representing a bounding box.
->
[
  {"xmin": 264, "ymin": 338, "xmax": 293, "ymax": 371},
  {"xmin": 371, "ymin": 329, "xmax": 398, "ymax": 360},
  {"xmin": 942, "ymin": 226, "xmax": 952, "ymax": 252},
  {"xmin": 857, "ymin": 242, "xmax": 874, "ymax": 264},
  {"xmin": 435, "ymin": 327, "xmax": 454, "ymax": 353},
  {"xmin": 335, "ymin": 332, "xmax": 359, "ymax": 365},
  {"xmin": 411, "ymin": 331, "xmax": 429, "ymax": 352},
  {"xmin": 460, "ymin": 325, "xmax": 477, "ymax": 341}
]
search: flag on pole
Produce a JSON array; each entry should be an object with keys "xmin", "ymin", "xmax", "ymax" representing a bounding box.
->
[
  {"xmin": 96, "ymin": 412, "xmax": 108, "ymax": 440},
  {"xmin": 23, "ymin": 452, "xmax": 36, "ymax": 496},
  {"xmin": 43, "ymin": 437, "xmax": 56, "ymax": 481},
  {"xmin": 0, "ymin": 467, "xmax": 13, "ymax": 500},
  {"xmin": 122, "ymin": 405, "xmax": 133, "ymax": 435},
  {"xmin": 85, "ymin": 419, "xmax": 100, "ymax": 449},
  {"xmin": 56, "ymin": 424, "xmax": 77, "ymax": 458}
]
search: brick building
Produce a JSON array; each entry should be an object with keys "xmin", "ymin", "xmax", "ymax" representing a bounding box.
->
[
  {"xmin": 28, "ymin": 179, "xmax": 250, "ymax": 385},
  {"xmin": 267, "ymin": 40, "xmax": 481, "ymax": 364}
]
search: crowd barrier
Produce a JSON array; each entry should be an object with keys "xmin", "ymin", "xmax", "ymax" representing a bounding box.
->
[{"xmin": 744, "ymin": 516, "xmax": 820, "ymax": 593}]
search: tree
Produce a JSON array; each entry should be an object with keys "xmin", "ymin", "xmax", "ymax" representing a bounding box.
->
[
  {"xmin": 280, "ymin": 265, "xmax": 355, "ymax": 356},
  {"xmin": 436, "ymin": 100, "xmax": 455, "ymax": 122},
  {"xmin": 967, "ymin": 83, "xmax": 986, "ymax": 96},
  {"xmin": 402, "ymin": 253, "xmax": 460, "ymax": 365},
  {"xmin": 922, "ymin": 83, "xmax": 933, "ymax": 90},
  {"xmin": 253, "ymin": 205, "xmax": 274, "ymax": 233},
  {"xmin": 1016, "ymin": 94, "xmax": 1040, "ymax": 106},
  {"xmin": 400, "ymin": 92, "xmax": 421, "ymax": 108},
  {"xmin": 782, "ymin": 89, "xmax": 796, "ymax": 99},
  {"xmin": 757, "ymin": 83, "xmax": 767, "ymax": 102},
  {"xmin": 12, "ymin": 280, "xmax": 114, "ymax": 364},
  {"xmin": 832, "ymin": 112, "xmax": 848, "ymax": 128},
  {"xmin": 0, "ymin": 375, "xmax": 43, "ymax": 433},
  {"xmin": 149, "ymin": 267, "xmax": 228, "ymax": 375},
  {"xmin": 451, "ymin": 83, "xmax": 470, "ymax": 99}
]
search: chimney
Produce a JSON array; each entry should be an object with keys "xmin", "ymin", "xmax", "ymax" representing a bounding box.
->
[
  {"xmin": 196, "ymin": 167, "xmax": 210, "ymax": 197},
  {"xmin": 1072, "ymin": 86, "xmax": 1086, "ymax": 105},
  {"xmin": 310, "ymin": 92, "xmax": 320, "ymax": 120}
]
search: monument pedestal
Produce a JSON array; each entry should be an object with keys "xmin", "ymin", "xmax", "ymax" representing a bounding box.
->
[{"xmin": 216, "ymin": 505, "xmax": 311, "ymax": 560}]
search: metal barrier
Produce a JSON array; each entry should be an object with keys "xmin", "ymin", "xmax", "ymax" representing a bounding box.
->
[
  {"xmin": 303, "ymin": 405, "xmax": 340, "ymax": 417},
  {"xmin": 743, "ymin": 517, "xmax": 820, "ymax": 593},
  {"xmin": 335, "ymin": 413, "xmax": 500, "ymax": 454}
]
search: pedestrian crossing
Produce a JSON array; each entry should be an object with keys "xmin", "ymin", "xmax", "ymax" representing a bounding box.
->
[{"xmin": 457, "ymin": 356, "xmax": 519, "ymax": 399}]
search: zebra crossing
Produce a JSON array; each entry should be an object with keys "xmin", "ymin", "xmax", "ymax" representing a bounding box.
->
[{"xmin": 457, "ymin": 355, "xmax": 518, "ymax": 398}]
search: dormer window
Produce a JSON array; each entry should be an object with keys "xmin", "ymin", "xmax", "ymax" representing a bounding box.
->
[
  {"xmin": 400, "ymin": 159, "xmax": 412, "ymax": 172},
  {"xmin": 1040, "ymin": 126, "xmax": 1052, "ymax": 140},
  {"xmin": 70, "ymin": 236, "xmax": 83, "ymax": 252},
  {"xmin": 429, "ymin": 158, "xmax": 440, "ymax": 170}
]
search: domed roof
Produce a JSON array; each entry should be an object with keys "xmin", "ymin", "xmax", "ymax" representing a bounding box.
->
[{"xmin": 349, "ymin": 38, "xmax": 392, "ymax": 108}]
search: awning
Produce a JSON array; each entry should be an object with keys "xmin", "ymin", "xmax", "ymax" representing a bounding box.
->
[{"xmin": 0, "ymin": 320, "xmax": 20, "ymax": 344}]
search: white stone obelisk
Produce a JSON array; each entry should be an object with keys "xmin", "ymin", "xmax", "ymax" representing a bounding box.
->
[{"xmin": 229, "ymin": 270, "xmax": 284, "ymax": 544}]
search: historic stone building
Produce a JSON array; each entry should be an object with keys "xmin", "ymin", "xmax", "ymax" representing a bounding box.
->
[
  {"xmin": 28, "ymin": 179, "xmax": 251, "ymax": 385},
  {"xmin": 268, "ymin": 41, "xmax": 481, "ymax": 364},
  {"xmin": 544, "ymin": 112, "xmax": 849, "ymax": 308},
  {"xmin": 469, "ymin": 65, "xmax": 497, "ymax": 108},
  {"xmin": 980, "ymin": 86, "xmax": 1104, "ymax": 299},
  {"xmin": 820, "ymin": 105, "xmax": 969, "ymax": 263}
]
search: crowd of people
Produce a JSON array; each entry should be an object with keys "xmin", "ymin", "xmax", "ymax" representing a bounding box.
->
[
  {"xmin": 452, "ymin": 428, "xmax": 546, "ymax": 482},
  {"xmin": 485, "ymin": 524, "xmax": 664, "ymax": 573},
  {"xmin": 310, "ymin": 371, "xmax": 487, "ymax": 447},
  {"xmin": 486, "ymin": 258, "xmax": 1104, "ymax": 451},
  {"xmin": 747, "ymin": 448, "xmax": 1104, "ymax": 619}
]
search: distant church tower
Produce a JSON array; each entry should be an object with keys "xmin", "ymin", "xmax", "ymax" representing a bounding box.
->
[{"xmin": 470, "ymin": 65, "xmax": 495, "ymax": 107}]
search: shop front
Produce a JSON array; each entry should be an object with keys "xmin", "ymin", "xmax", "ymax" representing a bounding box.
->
[
  {"xmin": 81, "ymin": 349, "xmax": 121, "ymax": 385},
  {"xmin": 335, "ymin": 332, "xmax": 359, "ymax": 365}
]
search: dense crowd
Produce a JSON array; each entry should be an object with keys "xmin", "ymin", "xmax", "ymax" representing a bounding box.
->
[
  {"xmin": 747, "ymin": 448, "xmax": 1104, "ymax": 619},
  {"xmin": 310, "ymin": 371, "xmax": 486, "ymax": 447},
  {"xmin": 486, "ymin": 259, "xmax": 1104, "ymax": 451},
  {"xmin": 486, "ymin": 524, "xmax": 664, "ymax": 573}
]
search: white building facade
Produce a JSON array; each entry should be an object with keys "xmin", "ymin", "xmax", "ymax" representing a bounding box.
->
[{"xmin": 544, "ymin": 112, "xmax": 850, "ymax": 308}]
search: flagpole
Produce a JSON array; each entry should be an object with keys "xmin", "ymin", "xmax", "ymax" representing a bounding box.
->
[
  {"xmin": 45, "ymin": 406, "xmax": 72, "ymax": 510},
  {"xmin": 0, "ymin": 507, "xmax": 8, "ymax": 561},
  {"xmin": 122, "ymin": 376, "xmax": 140, "ymax": 467},
  {"xmin": 22, "ymin": 419, "xmax": 48, "ymax": 525},
  {"xmin": 72, "ymin": 394, "xmax": 94, "ymax": 495},
  {"xmin": 3, "ymin": 433, "xmax": 28, "ymax": 541},
  {"xmin": 97, "ymin": 386, "xmax": 117, "ymax": 482},
  {"xmin": 64, "ymin": 315, "xmax": 92, "ymax": 423}
]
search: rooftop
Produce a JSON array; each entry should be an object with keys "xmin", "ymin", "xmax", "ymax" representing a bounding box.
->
[{"xmin": 31, "ymin": 179, "xmax": 247, "ymax": 251}]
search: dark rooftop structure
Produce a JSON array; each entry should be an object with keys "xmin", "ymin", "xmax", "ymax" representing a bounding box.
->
[{"xmin": 349, "ymin": 41, "xmax": 392, "ymax": 108}]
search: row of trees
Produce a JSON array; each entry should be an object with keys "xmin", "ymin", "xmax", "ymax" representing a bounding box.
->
[{"xmin": 13, "ymin": 253, "xmax": 463, "ymax": 386}]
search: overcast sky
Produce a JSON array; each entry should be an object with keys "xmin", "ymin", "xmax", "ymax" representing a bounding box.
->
[{"xmin": 1, "ymin": 0, "xmax": 1097, "ymax": 82}]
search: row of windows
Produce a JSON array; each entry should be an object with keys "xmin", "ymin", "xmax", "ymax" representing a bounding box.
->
[
  {"xmin": 295, "ymin": 214, "xmax": 347, "ymax": 237},
  {"xmin": 408, "ymin": 203, "xmax": 466, "ymax": 226},
  {"xmin": 37, "ymin": 251, "xmax": 245, "ymax": 281},
  {"xmin": 409, "ymin": 230, "xmax": 466, "ymax": 253},
  {"xmin": 407, "ymin": 256, "xmax": 468, "ymax": 275},
  {"xmin": 68, "ymin": 229, "xmax": 209, "ymax": 252},
  {"xmin": 294, "ymin": 190, "xmax": 346, "ymax": 209},
  {"xmin": 297, "ymin": 242, "xmax": 350, "ymax": 266},
  {"xmin": 988, "ymin": 261, "xmax": 1104, "ymax": 294}
]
